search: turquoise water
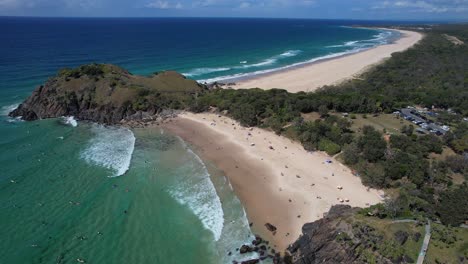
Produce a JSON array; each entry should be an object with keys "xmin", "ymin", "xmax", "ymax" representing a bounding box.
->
[
  {"xmin": 0, "ymin": 18, "xmax": 400, "ymax": 263},
  {"xmin": 0, "ymin": 118, "xmax": 257, "ymax": 263}
]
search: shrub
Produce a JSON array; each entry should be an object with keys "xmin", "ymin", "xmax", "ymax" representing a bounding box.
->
[{"xmin": 318, "ymin": 139, "xmax": 341, "ymax": 155}]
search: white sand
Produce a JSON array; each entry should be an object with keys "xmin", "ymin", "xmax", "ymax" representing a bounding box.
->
[
  {"xmin": 234, "ymin": 29, "xmax": 423, "ymax": 92},
  {"xmin": 163, "ymin": 112, "xmax": 383, "ymax": 250}
]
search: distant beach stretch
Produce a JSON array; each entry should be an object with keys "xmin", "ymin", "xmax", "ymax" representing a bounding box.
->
[
  {"xmin": 233, "ymin": 29, "xmax": 423, "ymax": 92},
  {"xmin": 163, "ymin": 113, "xmax": 383, "ymax": 251}
]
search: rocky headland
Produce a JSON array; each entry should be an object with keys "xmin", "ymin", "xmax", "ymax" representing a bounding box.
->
[{"xmin": 9, "ymin": 64, "xmax": 206, "ymax": 125}]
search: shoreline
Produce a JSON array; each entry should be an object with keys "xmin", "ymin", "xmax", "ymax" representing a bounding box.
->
[
  {"xmin": 162, "ymin": 112, "xmax": 383, "ymax": 251},
  {"xmin": 231, "ymin": 29, "xmax": 423, "ymax": 93}
]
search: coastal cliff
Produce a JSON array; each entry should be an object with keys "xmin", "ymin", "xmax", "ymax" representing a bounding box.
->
[
  {"xmin": 288, "ymin": 205, "xmax": 421, "ymax": 264},
  {"xmin": 288, "ymin": 205, "xmax": 365, "ymax": 264},
  {"xmin": 9, "ymin": 64, "xmax": 206, "ymax": 124}
]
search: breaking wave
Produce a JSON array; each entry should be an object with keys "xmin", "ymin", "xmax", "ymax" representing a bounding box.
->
[
  {"xmin": 198, "ymin": 30, "xmax": 397, "ymax": 83},
  {"xmin": 326, "ymin": 30, "xmax": 394, "ymax": 49},
  {"xmin": 62, "ymin": 116, "xmax": 78, "ymax": 127},
  {"xmin": 183, "ymin": 49, "xmax": 302, "ymax": 78},
  {"xmin": 183, "ymin": 67, "xmax": 231, "ymax": 77},
  {"xmin": 80, "ymin": 125, "xmax": 135, "ymax": 177},
  {"xmin": 0, "ymin": 103, "xmax": 19, "ymax": 116},
  {"xmin": 168, "ymin": 139, "xmax": 224, "ymax": 241}
]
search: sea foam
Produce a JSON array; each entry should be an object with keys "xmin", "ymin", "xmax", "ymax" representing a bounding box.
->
[
  {"xmin": 80, "ymin": 125, "xmax": 136, "ymax": 177},
  {"xmin": 0, "ymin": 103, "xmax": 19, "ymax": 116},
  {"xmin": 168, "ymin": 139, "xmax": 224, "ymax": 241},
  {"xmin": 183, "ymin": 67, "xmax": 231, "ymax": 77},
  {"xmin": 198, "ymin": 30, "xmax": 395, "ymax": 83},
  {"xmin": 184, "ymin": 50, "xmax": 302, "ymax": 78},
  {"xmin": 240, "ymin": 49, "xmax": 302, "ymax": 69},
  {"xmin": 327, "ymin": 30, "xmax": 394, "ymax": 49},
  {"xmin": 62, "ymin": 116, "xmax": 78, "ymax": 127}
]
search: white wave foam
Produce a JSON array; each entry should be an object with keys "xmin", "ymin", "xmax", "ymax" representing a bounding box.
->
[
  {"xmin": 168, "ymin": 140, "xmax": 224, "ymax": 241},
  {"xmin": 62, "ymin": 116, "xmax": 78, "ymax": 127},
  {"xmin": 184, "ymin": 50, "xmax": 302, "ymax": 77},
  {"xmin": 183, "ymin": 67, "xmax": 231, "ymax": 77},
  {"xmin": 279, "ymin": 50, "xmax": 302, "ymax": 57},
  {"xmin": 5, "ymin": 117, "xmax": 23, "ymax": 123},
  {"xmin": 241, "ymin": 49, "xmax": 302, "ymax": 69},
  {"xmin": 1, "ymin": 103, "xmax": 19, "ymax": 116},
  {"xmin": 80, "ymin": 125, "xmax": 135, "ymax": 177},
  {"xmin": 198, "ymin": 30, "xmax": 398, "ymax": 84},
  {"xmin": 327, "ymin": 30, "xmax": 394, "ymax": 49},
  {"xmin": 199, "ymin": 48, "xmax": 367, "ymax": 83}
]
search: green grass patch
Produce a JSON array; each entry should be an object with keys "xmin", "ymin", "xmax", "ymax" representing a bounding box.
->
[{"xmin": 426, "ymin": 223, "xmax": 468, "ymax": 264}]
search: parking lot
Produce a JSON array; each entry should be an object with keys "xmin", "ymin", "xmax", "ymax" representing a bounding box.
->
[{"xmin": 399, "ymin": 108, "xmax": 448, "ymax": 135}]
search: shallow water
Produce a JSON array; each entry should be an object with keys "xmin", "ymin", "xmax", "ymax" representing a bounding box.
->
[{"xmin": 0, "ymin": 118, "xmax": 258, "ymax": 263}]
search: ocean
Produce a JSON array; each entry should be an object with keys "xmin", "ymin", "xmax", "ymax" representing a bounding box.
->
[{"xmin": 0, "ymin": 17, "xmax": 399, "ymax": 263}]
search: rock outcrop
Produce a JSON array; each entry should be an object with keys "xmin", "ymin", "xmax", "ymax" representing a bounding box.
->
[
  {"xmin": 10, "ymin": 64, "xmax": 206, "ymax": 125},
  {"xmin": 287, "ymin": 205, "xmax": 398, "ymax": 264},
  {"xmin": 288, "ymin": 205, "xmax": 361, "ymax": 264}
]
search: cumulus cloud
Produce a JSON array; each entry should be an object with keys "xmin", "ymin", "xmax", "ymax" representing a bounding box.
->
[
  {"xmin": 146, "ymin": 0, "xmax": 183, "ymax": 9},
  {"xmin": 373, "ymin": 0, "xmax": 468, "ymax": 13},
  {"xmin": 192, "ymin": 0, "xmax": 315, "ymax": 9},
  {"xmin": 0, "ymin": 0, "xmax": 17, "ymax": 8}
]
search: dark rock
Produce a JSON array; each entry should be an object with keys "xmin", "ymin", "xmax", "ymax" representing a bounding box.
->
[
  {"xmin": 394, "ymin": 230, "xmax": 409, "ymax": 245},
  {"xmin": 265, "ymin": 223, "xmax": 277, "ymax": 232},
  {"xmin": 252, "ymin": 236, "xmax": 262, "ymax": 245},
  {"xmin": 402, "ymin": 255, "xmax": 414, "ymax": 263},
  {"xmin": 413, "ymin": 232, "xmax": 421, "ymax": 242},
  {"xmin": 241, "ymin": 259, "xmax": 259, "ymax": 264},
  {"xmin": 288, "ymin": 205, "xmax": 394, "ymax": 264},
  {"xmin": 239, "ymin": 245, "xmax": 252, "ymax": 254},
  {"xmin": 9, "ymin": 64, "xmax": 205, "ymax": 126}
]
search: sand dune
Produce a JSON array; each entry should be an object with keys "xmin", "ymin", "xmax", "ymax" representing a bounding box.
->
[
  {"xmin": 163, "ymin": 113, "xmax": 383, "ymax": 251},
  {"xmin": 233, "ymin": 29, "xmax": 423, "ymax": 93}
]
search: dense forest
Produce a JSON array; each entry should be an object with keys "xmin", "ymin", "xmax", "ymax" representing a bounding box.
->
[{"xmin": 193, "ymin": 25, "xmax": 468, "ymax": 227}]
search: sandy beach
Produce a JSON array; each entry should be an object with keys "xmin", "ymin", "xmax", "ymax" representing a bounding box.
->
[
  {"xmin": 163, "ymin": 112, "xmax": 383, "ymax": 251},
  {"xmin": 233, "ymin": 29, "xmax": 423, "ymax": 92}
]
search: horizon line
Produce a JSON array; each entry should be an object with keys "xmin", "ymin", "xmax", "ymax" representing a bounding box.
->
[{"xmin": 0, "ymin": 15, "xmax": 466, "ymax": 23}]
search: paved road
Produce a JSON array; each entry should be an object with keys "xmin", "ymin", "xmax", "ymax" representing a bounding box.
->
[{"xmin": 417, "ymin": 220, "xmax": 431, "ymax": 264}]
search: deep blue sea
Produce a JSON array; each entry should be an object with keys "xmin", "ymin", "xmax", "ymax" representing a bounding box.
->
[{"xmin": 0, "ymin": 17, "xmax": 400, "ymax": 264}]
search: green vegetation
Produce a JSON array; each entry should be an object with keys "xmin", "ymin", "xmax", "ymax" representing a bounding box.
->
[
  {"xmin": 54, "ymin": 64, "xmax": 205, "ymax": 113},
  {"xmin": 333, "ymin": 213, "xmax": 425, "ymax": 263},
  {"xmin": 59, "ymin": 63, "xmax": 107, "ymax": 78},
  {"xmin": 193, "ymin": 25, "xmax": 468, "ymax": 230},
  {"xmin": 426, "ymin": 223, "xmax": 468, "ymax": 264},
  {"xmin": 353, "ymin": 219, "xmax": 424, "ymax": 263}
]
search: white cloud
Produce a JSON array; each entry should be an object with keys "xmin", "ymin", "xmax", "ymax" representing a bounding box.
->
[
  {"xmin": 0, "ymin": 0, "xmax": 22, "ymax": 8},
  {"xmin": 192, "ymin": 0, "xmax": 315, "ymax": 9},
  {"xmin": 146, "ymin": 0, "xmax": 182, "ymax": 9},
  {"xmin": 64, "ymin": 0, "xmax": 101, "ymax": 9},
  {"xmin": 373, "ymin": 0, "xmax": 468, "ymax": 13},
  {"xmin": 238, "ymin": 2, "xmax": 250, "ymax": 8}
]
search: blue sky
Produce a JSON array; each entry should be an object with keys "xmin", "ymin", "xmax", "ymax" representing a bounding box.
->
[{"xmin": 1, "ymin": 0, "xmax": 467, "ymax": 20}]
